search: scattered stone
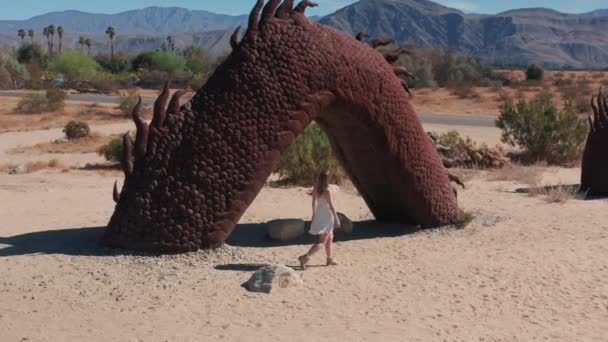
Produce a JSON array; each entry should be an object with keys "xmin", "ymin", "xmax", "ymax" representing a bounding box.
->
[
  {"xmin": 9, "ymin": 164, "xmax": 27, "ymax": 175},
  {"xmin": 267, "ymin": 219, "xmax": 305, "ymax": 241},
  {"xmin": 244, "ymin": 264, "xmax": 303, "ymax": 294}
]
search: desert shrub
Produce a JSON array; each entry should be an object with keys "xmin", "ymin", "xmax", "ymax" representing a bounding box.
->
[
  {"xmin": 52, "ymin": 50, "xmax": 99, "ymax": 81},
  {"xmin": 0, "ymin": 53, "xmax": 30, "ymax": 88},
  {"xmin": 15, "ymin": 94, "xmax": 48, "ymax": 113},
  {"xmin": 45, "ymin": 88, "xmax": 67, "ymax": 111},
  {"xmin": 95, "ymin": 54, "xmax": 131, "ymax": 74},
  {"xmin": 98, "ymin": 135, "xmax": 126, "ymax": 162},
  {"xmin": 456, "ymin": 209, "xmax": 476, "ymax": 229},
  {"xmin": 118, "ymin": 89, "xmax": 140, "ymax": 116},
  {"xmin": 15, "ymin": 88, "xmax": 66, "ymax": 113},
  {"xmin": 133, "ymin": 51, "xmax": 186, "ymax": 75},
  {"xmin": 496, "ymin": 92, "xmax": 588, "ymax": 164},
  {"xmin": 395, "ymin": 46, "xmax": 503, "ymax": 88},
  {"xmin": 449, "ymin": 82, "xmax": 479, "ymax": 99},
  {"xmin": 275, "ymin": 124, "xmax": 343, "ymax": 186},
  {"xmin": 526, "ymin": 64, "xmax": 544, "ymax": 81},
  {"xmin": 63, "ymin": 121, "xmax": 90, "ymax": 140},
  {"xmin": 16, "ymin": 43, "xmax": 46, "ymax": 66},
  {"xmin": 431, "ymin": 130, "xmax": 510, "ymax": 169}
]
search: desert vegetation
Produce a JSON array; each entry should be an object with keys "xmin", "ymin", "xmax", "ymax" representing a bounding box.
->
[{"xmin": 496, "ymin": 91, "xmax": 588, "ymax": 165}]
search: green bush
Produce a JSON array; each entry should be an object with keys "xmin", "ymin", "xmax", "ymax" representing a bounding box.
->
[
  {"xmin": 526, "ymin": 64, "xmax": 544, "ymax": 81},
  {"xmin": 15, "ymin": 88, "xmax": 66, "ymax": 113},
  {"xmin": 95, "ymin": 54, "xmax": 131, "ymax": 74},
  {"xmin": 396, "ymin": 46, "xmax": 504, "ymax": 88},
  {"xmin": 133, "ymin": 51, "xmax": 186, "ymax": 75},
  {"xmin": 15, "ymin": 94, "xmax": 48, "ymax": 113},
  {"xmin": 45, "ymin": 88, "xmax": 67, "ymax": 111},
  {"xmin": 275, "ymin": 124, "xmax": 344, "ymax": 186},
  {"xmin": 98, "ymin": 135, "xmax": 128, "ymax": 162},
  {"xmin": 63, "ymin": 121, "xmax": 90, "ymax": 140},
  {"xmin": 16, "ymin": 43, "xmax": 46, "ymax": 65},
  {"xmin": 496, "ymin": 92, "xmax": 588, "ymax": 164},
  {"xmin": 0, "ymin": 53, "xmax": 30, "ymax": 88},
  {"xmin": 52, "ymin": 50, "xmax": 99, "ymax": 81}
]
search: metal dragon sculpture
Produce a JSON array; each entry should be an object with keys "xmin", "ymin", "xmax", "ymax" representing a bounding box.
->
[
  {"xmin": 101, "ymin": 0, "xmax": 460, "ymax": 253},
  {"xmin": 581, "ymin": 90, "xmax": 608, "ymax": 195}
]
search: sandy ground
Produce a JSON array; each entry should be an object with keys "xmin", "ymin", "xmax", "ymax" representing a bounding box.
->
[{"xmin": 1, "ymin": 120, "xmax": 607, "ymax": 341}]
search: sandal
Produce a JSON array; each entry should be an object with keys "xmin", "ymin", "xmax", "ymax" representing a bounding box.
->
[
  {"xmin": 298, "ymin": 255, "xmax": 310, "ymax": 270},
  {"xmin": 326, "ymin": 257, "xmax": 338, "ymax": 266}
]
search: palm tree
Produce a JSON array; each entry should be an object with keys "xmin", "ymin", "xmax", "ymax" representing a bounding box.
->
[
  {"xmin": 48, "ymin": 25, "xmax": 56, "ymax": 56},
  {"xmin": 17, "ymin": 29, "xmax": 26, "ymax": 44},
  {"xmin": 105, "ymin": 26, "xmax": 116, "ymax": 59},
  {"xmin": 27, "ymin": 29, "xmax": 34, "ymax": 44},
  {"xmin": 57, "ymin": 26, "xmax": 64, "ymax": 53},
  {"xmin": 78, "ymin": 36, "xmax": 86, "ymax": 51},
  {"xmin": 84, "ymin": 38, "xmax": 92, "ymax": 55},
  {"xmin": 43, "ymin": 27, "xmax": 50, "ymax": 53}
]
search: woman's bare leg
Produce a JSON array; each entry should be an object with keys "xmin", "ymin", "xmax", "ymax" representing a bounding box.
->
[
  {"xmin": 299, "ymin": 234, "xmax": 329, "ymax": 269},
  {"xmin": 325, "ymin": 234, "xmax": 337, "ymax": 266}
]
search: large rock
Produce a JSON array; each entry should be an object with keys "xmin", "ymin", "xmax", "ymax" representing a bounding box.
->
[
  {"xmin": 336, "ymin": 212, "xmax": 353, "ymax": 234},
  {"xmin": 267, "ymin": 219, "xmax": 305, "ymax": 241},
  {"xmin": 244, "ymin": 265, "xmax": 303, "ymax": 294}
]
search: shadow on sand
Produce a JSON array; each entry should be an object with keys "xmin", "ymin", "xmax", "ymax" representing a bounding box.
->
[
  {"xmin": 0, "ymin": 226, "xmax": 108, "ymax": 257},
  {"xmin": 0, "ymin": 221, "xmax": 419, "ymax": 258},
  {"xmin": 226, "ymin": 220, "xmax": 419, "ymax": 248}
]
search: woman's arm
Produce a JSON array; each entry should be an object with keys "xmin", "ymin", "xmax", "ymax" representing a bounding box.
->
[
  {"xmin": 327, "ymin": 191, "xmax": 339, "ymax": 227},
  {"xmin": 311, "ymin": 189, "xmax": 317, "ymax": 220}
]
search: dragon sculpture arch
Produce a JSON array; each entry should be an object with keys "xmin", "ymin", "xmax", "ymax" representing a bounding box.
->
[{"xmin": 101, "ymin": 0, "xmax": 461, "ymax": 253}]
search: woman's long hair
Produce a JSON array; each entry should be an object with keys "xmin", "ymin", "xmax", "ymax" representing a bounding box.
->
[{"xmin": 316, "ymin": 172, "xmax": 329, "ymax": 195}]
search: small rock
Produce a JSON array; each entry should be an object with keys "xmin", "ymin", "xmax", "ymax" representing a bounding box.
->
[
  {"xmin": 9, "ymin": 164, "xmax": 27, "ymax": 175},
  {"xmin": 244, "ymin": 265, "xmax": 303, "ymax": 294},
  {"xmin": 54, "ymin": 138, "xmax": 69, "ymax": 144},
  {"xmin": 336, "ymin": 213, "xmax": 353, "ymax": 234},
  {"xmin": 267, "ymin": 219, "xmax": 305, "ymax": 241}
]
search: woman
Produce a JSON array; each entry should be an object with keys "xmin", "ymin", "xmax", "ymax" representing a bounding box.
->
[{"xmin": 298, "ymin": 172, "xmax": 340, "ymax": 269}]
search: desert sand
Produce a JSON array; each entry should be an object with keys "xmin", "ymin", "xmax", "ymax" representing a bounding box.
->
[{"xmin": 1, "ymin": 119, "xmax": 607, "ymax": 342}]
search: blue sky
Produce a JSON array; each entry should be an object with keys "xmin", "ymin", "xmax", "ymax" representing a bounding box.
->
[{"xmin": 2, "ymin": 0, "xmax": 607, "ymax": 20}]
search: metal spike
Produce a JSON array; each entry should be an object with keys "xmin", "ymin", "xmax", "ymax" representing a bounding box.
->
[
  {"xmin": 167, "ymin": 90, "xmax": 188, "ymax": 114},
  {"xmin": 121, "ymin": 132, "xmax": 134, "ymax": 178},
  {"xmin": 113, "ymin": 180, "xmax": 120, "ymax": 203},
  {"xmin": 246, "ymin": 0, "xmax": 265, "ymax": 40},
  {"xmin": 356, "ymin": 32, "xmax": 369, "ymax": 41},
  {"xmin": 293, "ymin": 0, "xmax": 318, "ymax": 14},
  {"xmin": 151, "ymin": 81, "xmax": 170, "ymax": 129},
  {"xmin": 260, "ymin": 0, "xmax": 281, "ymax": 27},
  {"xmin": 276, "ymin": 0, "xmax": 295, "ymax": 19},
  {"xmin": 230, "ymin": 26, "xmax": 242, "ymax": 51}
]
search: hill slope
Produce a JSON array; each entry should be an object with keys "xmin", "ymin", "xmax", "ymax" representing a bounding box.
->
[
  {"xmin": 0, "ymin": 7, "xmax": 247, "ymax": 34},
  {"xmin": 320, "ymin": 0, "xmax": 608, "ymax": 68}
]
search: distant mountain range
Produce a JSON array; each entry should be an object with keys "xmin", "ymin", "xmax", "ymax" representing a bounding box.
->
[
  {"xmin": 0, "ymin": 7, "xmax": 248, "ymax": 34},
  {"xmin": 320, "ymin": 0, "xmax": 608, "ymax": 68},
  {"xmin": 0, "ymin": 1, "xmax": 607, "ymax": 68}
]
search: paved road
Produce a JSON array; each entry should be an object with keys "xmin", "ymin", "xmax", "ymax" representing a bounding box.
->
[{"xmin": 0, "ymin": 91, "xmax": 497, "ymax": 128}]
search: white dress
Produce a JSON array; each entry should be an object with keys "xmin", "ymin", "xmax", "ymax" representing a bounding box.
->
[{"xmin": 309, "ymin": 195, "xmax": 339, "ymax": 235}]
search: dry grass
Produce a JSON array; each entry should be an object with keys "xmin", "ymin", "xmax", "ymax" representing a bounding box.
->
[
  {"xmin": 8, "ymin": 133, "xmax": 115, "ymax": 155},
  {"xmin": 529, "ymin": 184, "xmax": 585, "ymax": 204},
  {"xmin": 487, "ymin": 164, "xmax": 543, "ymax": 186},
  {"xmin": 412, "ymin": 70, "xmax": 607, "ymax": 116},
  {"xmin": 487, "ymin": 163, "xmax": 584, "ymax": 203},
  {"xmin": 0, "ymin": 159, "xmax": 68, "ymax": 174},
  {"xmin": 0, "ymin": 99, "xmax": 131, "ymax": 133}
]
